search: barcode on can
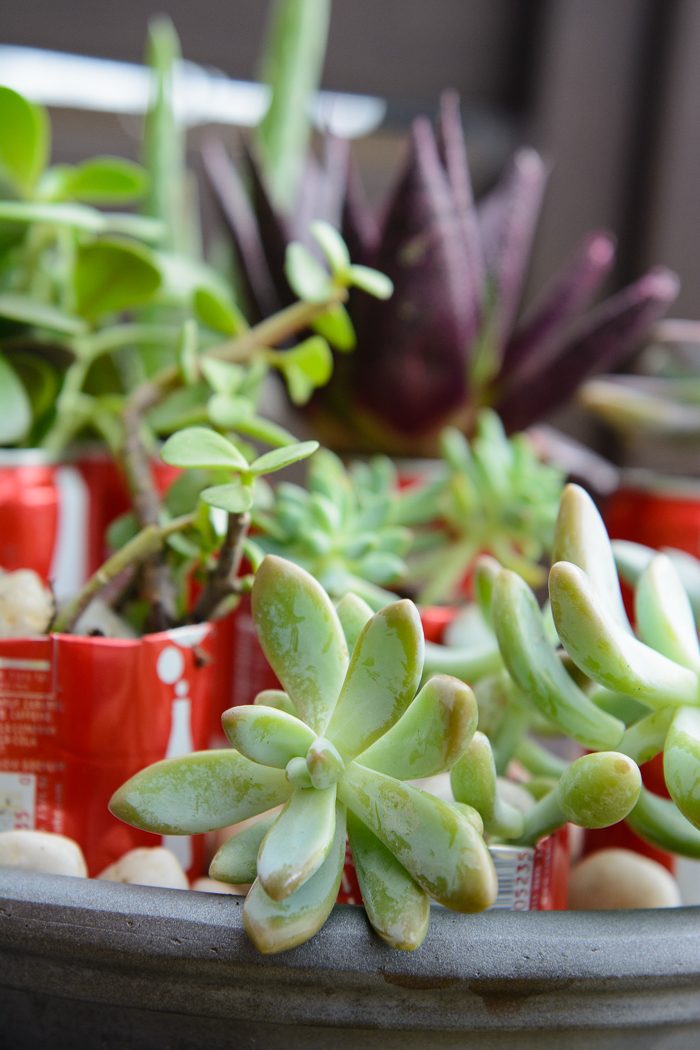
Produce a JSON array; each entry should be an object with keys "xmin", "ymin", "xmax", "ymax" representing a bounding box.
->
[
  {"xmin": 0, "ymin": 771, "xmax": 36, "ymax": 832},
  {"xmin": 489, "ymin": 845, "xmax": 534, "ymax": 910}
]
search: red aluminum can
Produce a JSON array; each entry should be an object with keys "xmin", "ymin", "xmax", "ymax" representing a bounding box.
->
[{"xmin": 0, "ymin": 623, "xmax": 218, "ymax": 878}]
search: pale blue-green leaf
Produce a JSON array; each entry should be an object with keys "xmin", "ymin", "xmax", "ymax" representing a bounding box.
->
[
  {"xmin": 257, "ymin": 785, "xmax": 337, "ymax": 900},
  {"xmin": 209, "ymin": 811, "xmax": 277, "ymax": 884},
  {"xmin": 347, "ymin": 264, "xmax": 394, "ymax": 299},
  {"xmin": 664, "ymin": 706, "xmax": 700, "ymax": 829},
  {"xmin": 221, "ymin": 705, "xmax": 315, "ymax": 767},
  {"xmin": 635, "ymin": 555, "xmax": 700, "ymax": 672},
  {"xmin": 310, "ymin": 220, "xmax": 351, "ymax": 275}
]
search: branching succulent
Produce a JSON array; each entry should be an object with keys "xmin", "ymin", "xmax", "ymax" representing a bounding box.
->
[
  {"xmin": 249, "ymin": 448, "xmax": 410, "ymax": 609},
  {"xmin": 110, "ymin": 554, "xmax": 498, "ymax": 953},
  {"xmin": 208, "ymin": 87, "xmax": 678, "ymax": 455},
  {"xmin": 397, "ymin": 410, "xmax": 565, "ymax": 604}
]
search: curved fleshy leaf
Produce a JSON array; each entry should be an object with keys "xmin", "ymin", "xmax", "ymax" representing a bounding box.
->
[
  {"xmin": 627, "ymin": 787, "xmax": 700, "ymax": 858},
  {"xmin": 243, "ymin": 803, "xmax": 346, "ymax": 954},
  {"xmin": 339, "ymin": 763, "xmax": 497, "ymax": 912},
  {"xmin": 347, "ymin": 810, "xmax": 429, "ymax": 951},
  {"xmin": 493, "ymin": 569, "xmax": 625, "ymax": 749},
  {"xmin": 209, "ymin": 811, "xmax": 277, "ymax": 884},
  {"xmin": 335, "ymin": 593, "xmax": 373, "ymax": 653},
  {"xmin": 251, "ymin": 555, "xmax": 348, "ymax": 732},
  {"xmin": 557, "ymin": 751, "xmax": 641, "ymax": 828},
  {"xmin": 257, "ymin": 786, "xmax": 337, "ymax": 900},
  {"xmin": 254, "ymin": 689, "xmax": 297, "ymax": 717},
  {"xmin": 109, "ymin": 750, "xmax": 291, "ymax": 834},
  {"xmin": 553, "ymin": 484, "xmax": 630, "ymax": 631},
  {"xmin": 550, "ymin": 561, "xmax": 700, "ymax": 708},
  {"xmin": 221, "ymin": 705, "xmax": 315, "ymax": 768},
  {"xmin": 327, "ymin": 600, "xmax": 424, "ymax": 759},
  {"xmin": 450, "ymin": 731, "xmax": 524, "ymax": 839},
  {"xmin": 664, "ymin": 706, "xmax": 700, "ymax": 829},
  {"xmin": 358, "ymin": 675, "xmax": 477, "ymax": 779},
  {"xmin": 635, "ymin": 555, "xmax": 700, "ymax": 672}
]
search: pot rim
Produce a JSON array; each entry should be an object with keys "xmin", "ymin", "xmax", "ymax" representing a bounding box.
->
[{"xmin": 2, "ymin": 867, "xmax": 700, "ymax": 1035}]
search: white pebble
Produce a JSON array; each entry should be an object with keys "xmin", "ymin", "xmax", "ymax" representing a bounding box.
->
[
  {"xmin": 191, "ymin": 877, "xmax": 248, "ymax": 895},
  {"xmin": 97, "ymin": 847, "xmax": 188, "ymax": 889},
  {"xmin": 0, "ymin": 569, "xmax": 54, "ymax": 637},
  {"xmin": 568, "ymin": 848, "xmax": 681, "ymax": 909},
  {"xmin": 0, "ymin": 830, "xmax": 87, "ymax": 877}
]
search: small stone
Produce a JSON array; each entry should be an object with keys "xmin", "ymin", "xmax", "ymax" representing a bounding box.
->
[
  {"xmin": 0, "ymin": 569, "xmax": 54, "ymax": 637},
  {"xmin": 191, "ymin": 877, "xmax": 248, "ymax": 895},
  {"xmin": 568, "ymin": 848, "xmax": 681, "ymax": 909},
  {"xmin": 97, "ymin": 847, "xmax": 188, "ymax": 889},
  {"xmin": 0, "ymin": 830, "xmax": 87, "ymax": 877}
]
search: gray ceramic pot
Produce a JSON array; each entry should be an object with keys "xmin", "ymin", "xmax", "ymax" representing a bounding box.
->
[{"xmin": 2, "ymin": 869, "xmax": 700, "ymax": 1049}]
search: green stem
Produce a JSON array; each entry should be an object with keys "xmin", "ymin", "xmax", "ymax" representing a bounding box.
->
[
  {"xmin": 517, "ymin": 788, "xmax": 565, "ymax": 846},
  {"xmin": 514, "ymin": 737, "xmax": 569, "ymax": 778},
  {"xmin": 618, "ymin": 708, "xmax": 674, "ymax": 766},
  {"xmin": 626, "ymin": 788, "xmax": 700, "ymax": 858},
  {"xmin": 52, "ymin": 514, "xmax": 194, "ymax": 634}
]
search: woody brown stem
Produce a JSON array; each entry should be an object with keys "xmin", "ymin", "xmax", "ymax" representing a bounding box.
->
[{"xmin": 193, "ymin": 511, "xmax": 250, "ymax": 622}]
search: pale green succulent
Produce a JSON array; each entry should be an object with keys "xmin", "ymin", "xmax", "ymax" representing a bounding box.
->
[{"xmin": 110, "ymin": 554, "xmax": 497, "ymax": 953}]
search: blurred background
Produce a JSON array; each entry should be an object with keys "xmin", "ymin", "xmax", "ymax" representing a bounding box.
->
[{"xmin": 2, "ymin": 0, "xmax": 698, "ymax": 315}]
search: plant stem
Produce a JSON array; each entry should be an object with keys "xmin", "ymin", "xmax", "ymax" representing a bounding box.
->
[
  {"xmin": 52, "ymin": 514, "xmax": 194, "ymax": 634},
  {"xmin": 194, "ymin": 511, "xmax": 250, "ymax": 622}
]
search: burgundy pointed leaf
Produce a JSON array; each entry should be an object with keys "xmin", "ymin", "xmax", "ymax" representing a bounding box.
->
[
  {"xmin": 243, "ymin": 142, "xmax": 295, "ymax": 309},
  {"xmin": 497, "ymin": 266, "xmax": 679, "ymax": 432},
  {"xmin": 437, "ymin": 90, "xmax": 485, "ymax": 302},
  {"xmin": 350, "ymin": 117, "xmax": 479, "ymax": 434},
  {"xmin": 342, "ymin": 151, "xmax": 380, "ymax": 266},
  {"xmin": 202, "ymin": 138, "xmax": 280, "ymax": 322},
  {"xmin": 500, "ymin": 230, "xmax": 616, "ymax": 387},
  {"xmin": 478, "ymin": 149, "xmax": 548, "ymax": 359}
]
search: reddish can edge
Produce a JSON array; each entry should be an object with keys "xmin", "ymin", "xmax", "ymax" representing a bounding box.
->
[
  {"xmin": 604, "ymin": 473, "xmax": 700, "ymax": 557},
  {"xmin": 0, "ymin": 623, "xmax": 219, "ymax": 878}
]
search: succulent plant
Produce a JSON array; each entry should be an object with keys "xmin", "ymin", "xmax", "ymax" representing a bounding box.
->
[
  {"xmin": 397, "ymin": 410, "xmax": 565, "ymax": 603},
  {"xmin": 207, "ymin": 91, "xmax": 679, "ymax": 455},
  {"xmin": 249, "ymin": 447, "xmax": 410, "ymax": 609},
  {"xmin": 110, "ymin": 554, "xmax": 498, "ymax": 953}
]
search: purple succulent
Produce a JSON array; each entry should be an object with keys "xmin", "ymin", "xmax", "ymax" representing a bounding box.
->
[{"xmin": 205, "ymin": 93, "xmax": 679, "ymax": 455}]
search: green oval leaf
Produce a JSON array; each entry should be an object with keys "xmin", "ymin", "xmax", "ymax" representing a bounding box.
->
[
  {"xmin": 73, "ymin": 238, "xmax": 162, "ymax": 320},
  {"xmin": 194, "ymin": 285, "xmax": 246, "ymax": 336},
  {"xmin": 201, "ymin": 479, "xmax": 255, "ymax": 514},
  {"xmin": 257, "ymin": 785, "xmax": 337, "ymax": 900},
  {"xmin": 0, "ymin": 87, "xmax": 49, "ymax": 194},
  {"xmin": 210, "ymin": 811, "xmax": 277, "ymax": 884},
  {"xmin": 284, "ymin": 242, "xmax": 332, "ymax": 302},
  {"xmin": 664, "ymin": 706, "xmax": 700, "ymax": 828},
  {"xmin": 310, "ymin": 220, "xmax": 350, "ymax": 275},
  {"xmin": 249, "ymin": 440, "xmax": 319, "ymax": 476},
  {"xmin": 221, "ymin": 705, "xmax": 315, "ymax": 767},
  {"xmin": 41, "ymin": 157, "xmax": 148, "ymax": 204},
  {"xmin": 0, "ymin": 353, "xmax": 32, "ymax": 443},
  {"xmin": 311, "ymin": 302, "xmax": 356, "ymax": 352},
  {"xmin": 347, "ymin": 264, "xmax": 394, "ymax": 299},
  {"xmin": 161, "ymin": 426, "xmax": 249, "ymax": 470}
]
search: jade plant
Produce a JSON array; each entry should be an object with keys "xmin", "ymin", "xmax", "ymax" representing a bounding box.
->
[{"xmin": 110, "ymin": 554, "xmax": 498, "ymax": 953}]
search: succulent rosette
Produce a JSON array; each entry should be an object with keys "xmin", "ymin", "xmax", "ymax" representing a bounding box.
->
[{"xmin": 110, "ymin": 554, "xmax": 497, "ymax": 953}]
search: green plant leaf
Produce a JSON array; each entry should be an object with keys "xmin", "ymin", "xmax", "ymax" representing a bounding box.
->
[
  {"xmin": 635, "ymin": 555, "xmax": 700, "ymax": 672},
  {"xmin": 550, "ymin": 561, "xmax": 700, "ymax": 708},
  {"xmin": 73, "ymin": 239, "xmax": 162, "ymax": 320},
  {"xmin": 0, "ymin": 293, "xmax": 88, "ymax": 336},
  {"xmin": 243, "ymin": 803, "xmax": 345, "ymax": 954},
  {"xmin": 0, "ymin": 200, "xmax": 163, "ymax": 240},
  {"xmin": 450, "ymin": 731, "xmax": 524, "ymax": 839},
  {"xmin": 347, "ymin": 264, "xmax": 394, "ymax": 299},
  {"xmin": 221, "ymin": 705, "xmax": 315, "ymax": 767},
  {"xmin": 7, "ymin": 352, "xmax": 61, "ymax": 423},
  {"xmin": 251, "ymin": 556, "xmax": 349, "ymax": 733},
  {"xmin": 275, "ymin": 336, "xmax": 333, "ymax": 405},
  {"xmin": 108, "ymin": 749, "xmax": 292, "ymax": 833},
  {"xmin": 161, "ymin": 426, "xmax": 249, "ymax": 470},
  {"xmin": 284, "ymin": 242, "xmax": 332, "ymax": 302},
  {"xmin": 493, "ymin": 569, "xmax": 625, "ymax": 750},
  {"xmin": 359, "ymin": 675, "xmax": 478, "ymax": 780},
  {"xmin": 177, "ymin": 319, "xmax": 198, "ymax": 385},
  {"xmin": 0, "ymin": 87, "xmax": 49, "ymax": 194},
  {"xmin": 254, "ymin": 689, "xmax": 297, "ymax": 717},
  {"xmin": 147, "ymin": 383, "xmax": 209, "ymax": 433},
  {"xmin": 556, "ymin": 751, "xmax": 642, "ymax": 828},
  {"xmin": 327, "ymin": 600, "xmax": 424, "ymax": 759},
  {"xmin": 194, "ymin": 285, "xmax": 246, "ymax": 335},
  {"xmin": 41, "ymin": 157, "xmax": 148, "ymax": 204},
  {"xmin": 257, "ymin": 785, "xmax": 337, "ymax": 900},
  {"xmin": 664, "ymin": 706, "xmax": 700, "ymax": 828},
  {"xmin": 310, "ymin": 221, "xmax": 351, "ymax": 275},
  {"xmin": 0, "ymin": 353, "xmax": 32, "ymax": 443},
  {"xmin": 626, "ymin": 787, "xmax": 700, "ymax": 858},
  {"xmin": 201, "ymin": 478, "xmax": 255, "ymax": 514},
  {"xmin": 311, "ymin": 302, "xmax": 356, "ymax": 352},
  {"xmin": 347, "ymin": 810, "xmax": 429, "ymax": 951},
  {"xmin": 335, "ymin": 593, "xmax": 374, "ymax": 653},
  {"xmin": 209, "ymin": 811, "xmax": 277, "ymax": 884},
  {"xmin": 249, "ymin": 440, "xmax": 319, "ymax": 476},
  {"xmin": 201, "ymin": 358, "xmax": 244, "ymax": 395},
  {"xmin": 339, "ymin": 764, "xmax": 497, "ymax": 912}
]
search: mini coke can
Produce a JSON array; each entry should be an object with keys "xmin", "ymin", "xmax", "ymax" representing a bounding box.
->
[{"xmin": 0, "ymin": 623, "xmax": 217, "ymax": 878}]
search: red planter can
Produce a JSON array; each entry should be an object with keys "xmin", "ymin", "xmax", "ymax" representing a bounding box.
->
[
  {"xmin": 605, "ymin": 472, "xmax": 700, "ymax": 556},
  {"xmin": 0, "ymin": 623, "xmax": 218, "ymax": 878}
]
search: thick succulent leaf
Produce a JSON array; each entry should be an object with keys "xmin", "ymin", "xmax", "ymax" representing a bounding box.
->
[
  {"xmin": 254, "ymin": 689, "xmax": 297, "ymax": 717},
  {"xmin": 0, "ymin": 86, "xmax": 49, "ymax": 193},
  {"xmin": 339, "ymin": 764, "xmax": 497, "ymax": 912},
  {"xmin": 553, "ymin": 484, "xmax": 630, "ymax": 631},
  {"xmin": 327, "ymin": 600, "xmax": 424, "ymax": 759},
  {"xmin": 221, "ymin": 705, "xmax": 315, "ymax": 767},
  {"xmin": 550, "ymin": 561, "xmax": 700, "ymax": 708},
  {"xmin": 0, "ymin": 354, "xmax": 32, "ymax": 444},
  {"xmin": 209, "ymin": 811, "xmax": 277, "ymax": 884},
  {"xmin": 614, "ymin": 541, "xmax": 700, "ymax": 624},
  {"xmin": 257, "ymin": 786, "xmax": 337, "ymax": 900},
  {"xmin": 618, "ymin": 707, "xmax": 674, "ymax": 766},
  {"xmin": 358, "ymin": 675, "xmax": 477, "ymax": 779},
  {"xmin": 161, "ymin": 426, "xmax": 249, "ymax": 470},
  {"xmin": 557, "ymin": 751, "xmax": 641, "ymax": 827},
  {"xmin": 664, "ymin": 707, "xmax": 700, "ymax": 829},
  {"xmin": 243, "ymin": 803, "xmax": 346, "ymax": 954},
  {"xmin": 251, "ymin": 555, "xmax": 349, "ymax": 732},
  {"xmin": 626, "ymin": 787, "xmax": 700, "ymax": 858},
  {"xmin": 450, "ymin": 731, "xmax": 524, "ymax": 839},
  {"xmin": 493, "ymin": 569, "xmax": 625, "ymax": 749},
  {"xmin": 335, "ymin": 593, "xmax": 374, "ymax": 653},
  {"xmin": 635, "ymin": 555, "xmax": 700, "ymax": 672},
  {"xmin": 109, "ymin": 750, "xmax": 291, "ymax": 834},
  {"xmin": 347, "ymin": 810, "xmax": 429, "ymax": 951}
]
